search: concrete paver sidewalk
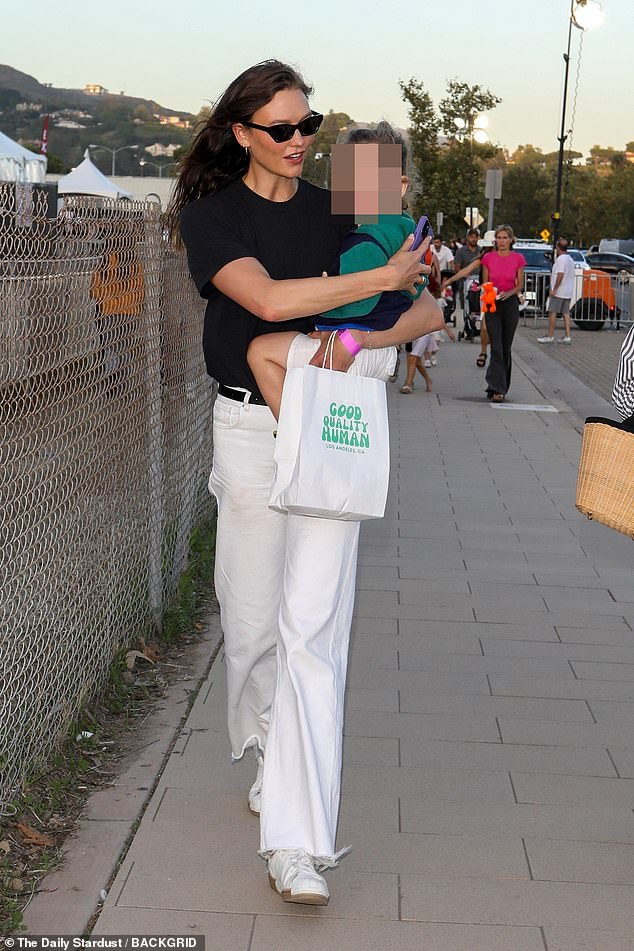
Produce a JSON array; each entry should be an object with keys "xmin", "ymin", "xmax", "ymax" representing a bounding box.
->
[{"xmin": 87, "ymin": 338, "xmax": 634, "ymax": 949}]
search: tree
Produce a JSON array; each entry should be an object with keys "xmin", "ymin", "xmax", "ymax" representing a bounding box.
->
[
  {"xmin": 398, "ymin": 78, "xmax": 440, "ymax": 214},
  {"xmin": 587, "ymin": 145, "xmax": 626, "ymax": 172},
  {"xmin": 301, "ymin": 110, "xmax": 352, "ymax": 188},
  {"xmin": 438, "ymin": 80, "xmax": 501, "ymax": 140},
  {"xmin": 566, "ymin": 163, "xmax": 634, "ymax": 246},
  {"xmin": 495, "ymin": 163, "xmax": 554, "ymax": 238},
  {"xmin": 399, "ymin": 77, "xmax": 501, "ymax": 236},
  {"xmin": 24, "ymin": 141, "xmax": 66, "ymax": 173},
  {"xmin": 133, "ymin": 104, "xmax": 153, "ymax": 122}
]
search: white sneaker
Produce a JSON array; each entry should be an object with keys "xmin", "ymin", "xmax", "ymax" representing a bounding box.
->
[
  {"xmin": 430, "ymin": 355, "xmax": 438, "ymax": 366},
  {"xmin": 424, "ymin": 359, "xmax": 432, "ymax": 368},
  {"xmin": 558, "ymin": 336, "xmax": 572, "ymax": 344},
  {"xmin": 268, "ymin": 849, "xmax": 330, "ymax": 905},
  {"xmin": 248, "ymin": 754, "xmax": 264, "ymax": 816},
  {"xmin": 537, "ymin": 335, "xmax": 554, "ymax": 343}
]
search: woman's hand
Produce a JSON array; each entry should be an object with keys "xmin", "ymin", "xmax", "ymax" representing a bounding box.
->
[{"xmin": 383, "ymin": 235, "xmax": 431, "ymax": 294}]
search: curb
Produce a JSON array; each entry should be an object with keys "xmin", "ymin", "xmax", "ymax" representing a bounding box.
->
[{"xmin": 20, "ymin": 616, "xmax": 223, "ymax": 937}]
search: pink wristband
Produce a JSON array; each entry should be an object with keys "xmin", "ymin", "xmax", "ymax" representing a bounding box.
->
[{"xmin": 337, "ymin": 328, "xmax": 362, "ymax": 357}]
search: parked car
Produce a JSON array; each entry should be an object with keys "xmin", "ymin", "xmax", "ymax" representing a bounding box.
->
[
  {"xmin": 585, "ymin": 252, "xmax": 634, "ymax": 283},
  {"xmin": 567, "ymin": 248, "xmax": 589, "ymax": 268},
  {"xmin": 516, "ymin": 244, "xmax": 551, "ymax": 313}
]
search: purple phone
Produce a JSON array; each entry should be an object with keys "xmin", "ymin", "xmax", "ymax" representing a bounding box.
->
[{"xmin": 411, "ymin": 215, "xmax": 433, "ymax": 252}]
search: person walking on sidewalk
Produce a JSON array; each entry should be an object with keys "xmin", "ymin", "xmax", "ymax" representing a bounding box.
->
[
  {"xmin": 168, "ymin": 60, "xmax": 439, "ymax": 907},
  {"xmin": 453, "ymin": 228, "xmax": 480, "ymax": 318},
  {"xmin": 480, "ymin": 225, "xmax": 526, "ymax": 402},
  {"xmin": 538, "ymin": 238, "xmax": 575, "ymax": 344},
  {"xmin": 432, "ymin": 234, "xmax": 454, "ymax": 274},
  {"xmin": 443, "ymin": 230, "xmax": 495, "ymax": 367}
]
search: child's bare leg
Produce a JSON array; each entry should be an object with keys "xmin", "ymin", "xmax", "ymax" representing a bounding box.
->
[
  {"xmin": 247, "ymin": 332, "xmax": 299, "ymax": 420},
  {"xmin": 415, "ymin": 358, "xmax": 433, "ymax": 391},
  {"xmin": 399, "ymin": 353, "xmax": 417, "ymax": 393}
]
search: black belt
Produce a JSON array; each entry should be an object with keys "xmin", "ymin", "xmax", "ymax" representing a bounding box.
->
[{"xmin": 218, "ymin": 384, "xmax": 268, "ymax": 406}]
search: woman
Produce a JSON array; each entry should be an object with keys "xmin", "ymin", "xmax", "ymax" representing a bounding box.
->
[
  {"xmin": 167, "ymin": 60, "xmax": 441, "ymax": 906},
  {"xmin": 613, "ymin": 322, "xmax": 634, "ymax": 421},
  {"xmin": 480, "ymin": 225, "xmax": 525, "ymax": 401}
]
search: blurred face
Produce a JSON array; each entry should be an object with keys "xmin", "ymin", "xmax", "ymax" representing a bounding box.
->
[
  {"xmin": 433, "ymin": 237, "xmax": 443, "ymax": 252},
  {"xmin": 233, "ymin": 87, "xmax": 316, "ymax": 181},
  {"xmin": 330, "ymin": 143, "xmax": 404, "ymax": 219},
  {"xmin": 467, "ymin": 232, "xmax": 478, "ymax": 249}
]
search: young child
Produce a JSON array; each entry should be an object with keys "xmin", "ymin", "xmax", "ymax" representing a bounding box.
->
[{"xmin": 247, "ymin": 122, "xmax": 440, "ymax": 419}]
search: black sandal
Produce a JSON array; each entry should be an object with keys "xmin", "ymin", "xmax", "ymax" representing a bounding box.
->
[{"xmin": 476, "ymin": 353, "xmax": 487, "ymax": 367}]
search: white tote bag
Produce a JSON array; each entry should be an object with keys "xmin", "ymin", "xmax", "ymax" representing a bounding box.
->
[{"xmin": 269, "ymin": 346, "xmax": 390, "ymax": 521}]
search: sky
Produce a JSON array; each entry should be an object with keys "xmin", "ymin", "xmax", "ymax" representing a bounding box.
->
[{"xmin": 3, "ymin": 0, "xmax": 633, "ymax": 158}]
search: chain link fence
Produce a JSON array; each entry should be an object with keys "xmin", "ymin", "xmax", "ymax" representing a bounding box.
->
[
  {"xmin": 521, "ymin": 268, "xmax": 634, "ymax": 330},
  {"xmin": 0, "ymin": 184, "xmax": 214, "ymax": 812}
]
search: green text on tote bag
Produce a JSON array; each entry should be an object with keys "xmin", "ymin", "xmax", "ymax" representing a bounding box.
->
[{"xmin": 322, "ymin": 401, "xmax": 370, "ymax": 452}]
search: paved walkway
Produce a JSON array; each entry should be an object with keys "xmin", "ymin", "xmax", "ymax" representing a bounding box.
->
[
  {"xmin": 517, "ymin": 319, "xmax": 629, "ymax": 403},
  {"xmin": 40, "ymin": 337, "xmax": 634, "ymax": 948}
]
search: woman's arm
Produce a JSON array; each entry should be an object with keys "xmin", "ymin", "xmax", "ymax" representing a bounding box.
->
[
  {"xmin": 431, "ymin": 253, "xmax": 441, "ymax": 287},
  {"xmin": 443, "ymin": 255, "xmax": 482, "ymax": 286},
  {"xmin": 482, "ymin": 264, "xmax": 489, "ymax": 284},
  {"xmin": 212, "ymin": 235, "xmax": 430, "ymax": 323}
]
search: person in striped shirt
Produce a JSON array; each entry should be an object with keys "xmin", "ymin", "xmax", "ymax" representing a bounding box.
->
[{"xmin": 612, "ymin": 323, "xmax": 634, "ymax": 422}]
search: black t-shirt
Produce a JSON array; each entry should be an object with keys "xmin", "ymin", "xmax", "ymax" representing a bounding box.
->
[{"xmin": 180, "ymin": 178, "xmax": 353, "ymax": 398}]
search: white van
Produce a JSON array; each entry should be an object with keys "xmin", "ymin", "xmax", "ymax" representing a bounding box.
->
[{"xmin": 599, "ymin": 238, "xmax": 634, "ymax": 256}]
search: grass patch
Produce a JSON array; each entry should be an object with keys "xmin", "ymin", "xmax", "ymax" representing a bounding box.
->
[{"xmin": 0, "ymin": 515, "xmax": 217, "ymax": 937}]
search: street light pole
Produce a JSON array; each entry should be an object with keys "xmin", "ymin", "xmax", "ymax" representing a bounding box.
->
[
  {"xmin": 454, "ymin": 115, "xmax": 489, "ymax": 231},
  {"xmin": 139, "ymin": 159, "xmax": 178, "ymax": 178},
  {"xmin": 89, "ymin": 144, "xmax": 140, "ymax": 176},
  {"xmin": 553, "ymin": 0, "xmax": 604, "ymax": 251},
  {"xmin": 553, "ymin": 2, "xmax": 575, "ymax": 251}
]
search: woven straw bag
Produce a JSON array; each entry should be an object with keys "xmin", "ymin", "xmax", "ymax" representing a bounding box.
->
[{"xmin": 575, "ymin": 416, "xmax": 634, "ymax": 539}]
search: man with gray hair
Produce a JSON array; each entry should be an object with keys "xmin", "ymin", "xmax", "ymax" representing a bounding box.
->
[{"xmin": 538, "ymin": 238, "xmax": 575, "ymax": 344}]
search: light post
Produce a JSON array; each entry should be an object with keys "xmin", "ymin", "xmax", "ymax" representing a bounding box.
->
[
  {"xmin": 453, "ymin": 115, "xmax": 489, "ymax": 229},
  {"xmin": 553, "ymin": 0, "xmax": 603, "ymax": 250},
  {"xmin": 88, "ymin": 143, "xmax": 140, "ymax": 176},
  {"xmin": 139, "ymin": 159, "xmax": 178, "ymax": 178}
]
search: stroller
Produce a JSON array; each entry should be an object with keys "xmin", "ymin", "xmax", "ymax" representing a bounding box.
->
[{"xmin": 458, "ymin": 276, "xmax": 483, "ymax": 343}]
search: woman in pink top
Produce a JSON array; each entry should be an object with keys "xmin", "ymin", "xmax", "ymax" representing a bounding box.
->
[{"xmin": 480, "ymin": 225, "xmax": 526, "ymax": 402}]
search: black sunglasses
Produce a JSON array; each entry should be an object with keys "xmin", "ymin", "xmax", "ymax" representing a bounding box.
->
[{"xmin": 242, "ymin": 111, "xmax": 323, "ymax": 144}]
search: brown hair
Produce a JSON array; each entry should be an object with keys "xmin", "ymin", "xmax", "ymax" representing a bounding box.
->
[{"xmin": 166, "ymin": 60, "xmax": 312, "ymax": 241}]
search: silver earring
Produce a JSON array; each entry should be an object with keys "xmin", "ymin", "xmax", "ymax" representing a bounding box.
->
[{"xmin": 244, "ymin": 146, "xmax": 249, "ymax": 157}]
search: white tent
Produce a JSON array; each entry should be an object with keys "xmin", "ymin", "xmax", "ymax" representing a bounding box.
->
[
  {"xmin": 0, "ymin": 130, "xmax": 47, "ymax": 183},
  {"xmin": 57, "ymin": 150, "xmax": 132, "ymax": 199}
]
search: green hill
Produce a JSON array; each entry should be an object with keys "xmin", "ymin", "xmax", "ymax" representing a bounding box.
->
[{"xmin": 0, "ymin": 65, "xmax": 196, "ymax": 174}]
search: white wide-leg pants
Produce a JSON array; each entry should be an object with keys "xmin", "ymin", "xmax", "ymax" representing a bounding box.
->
[{"xmin": 209, "ymin": 337, "xmax": 396, "ymax": 863}]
